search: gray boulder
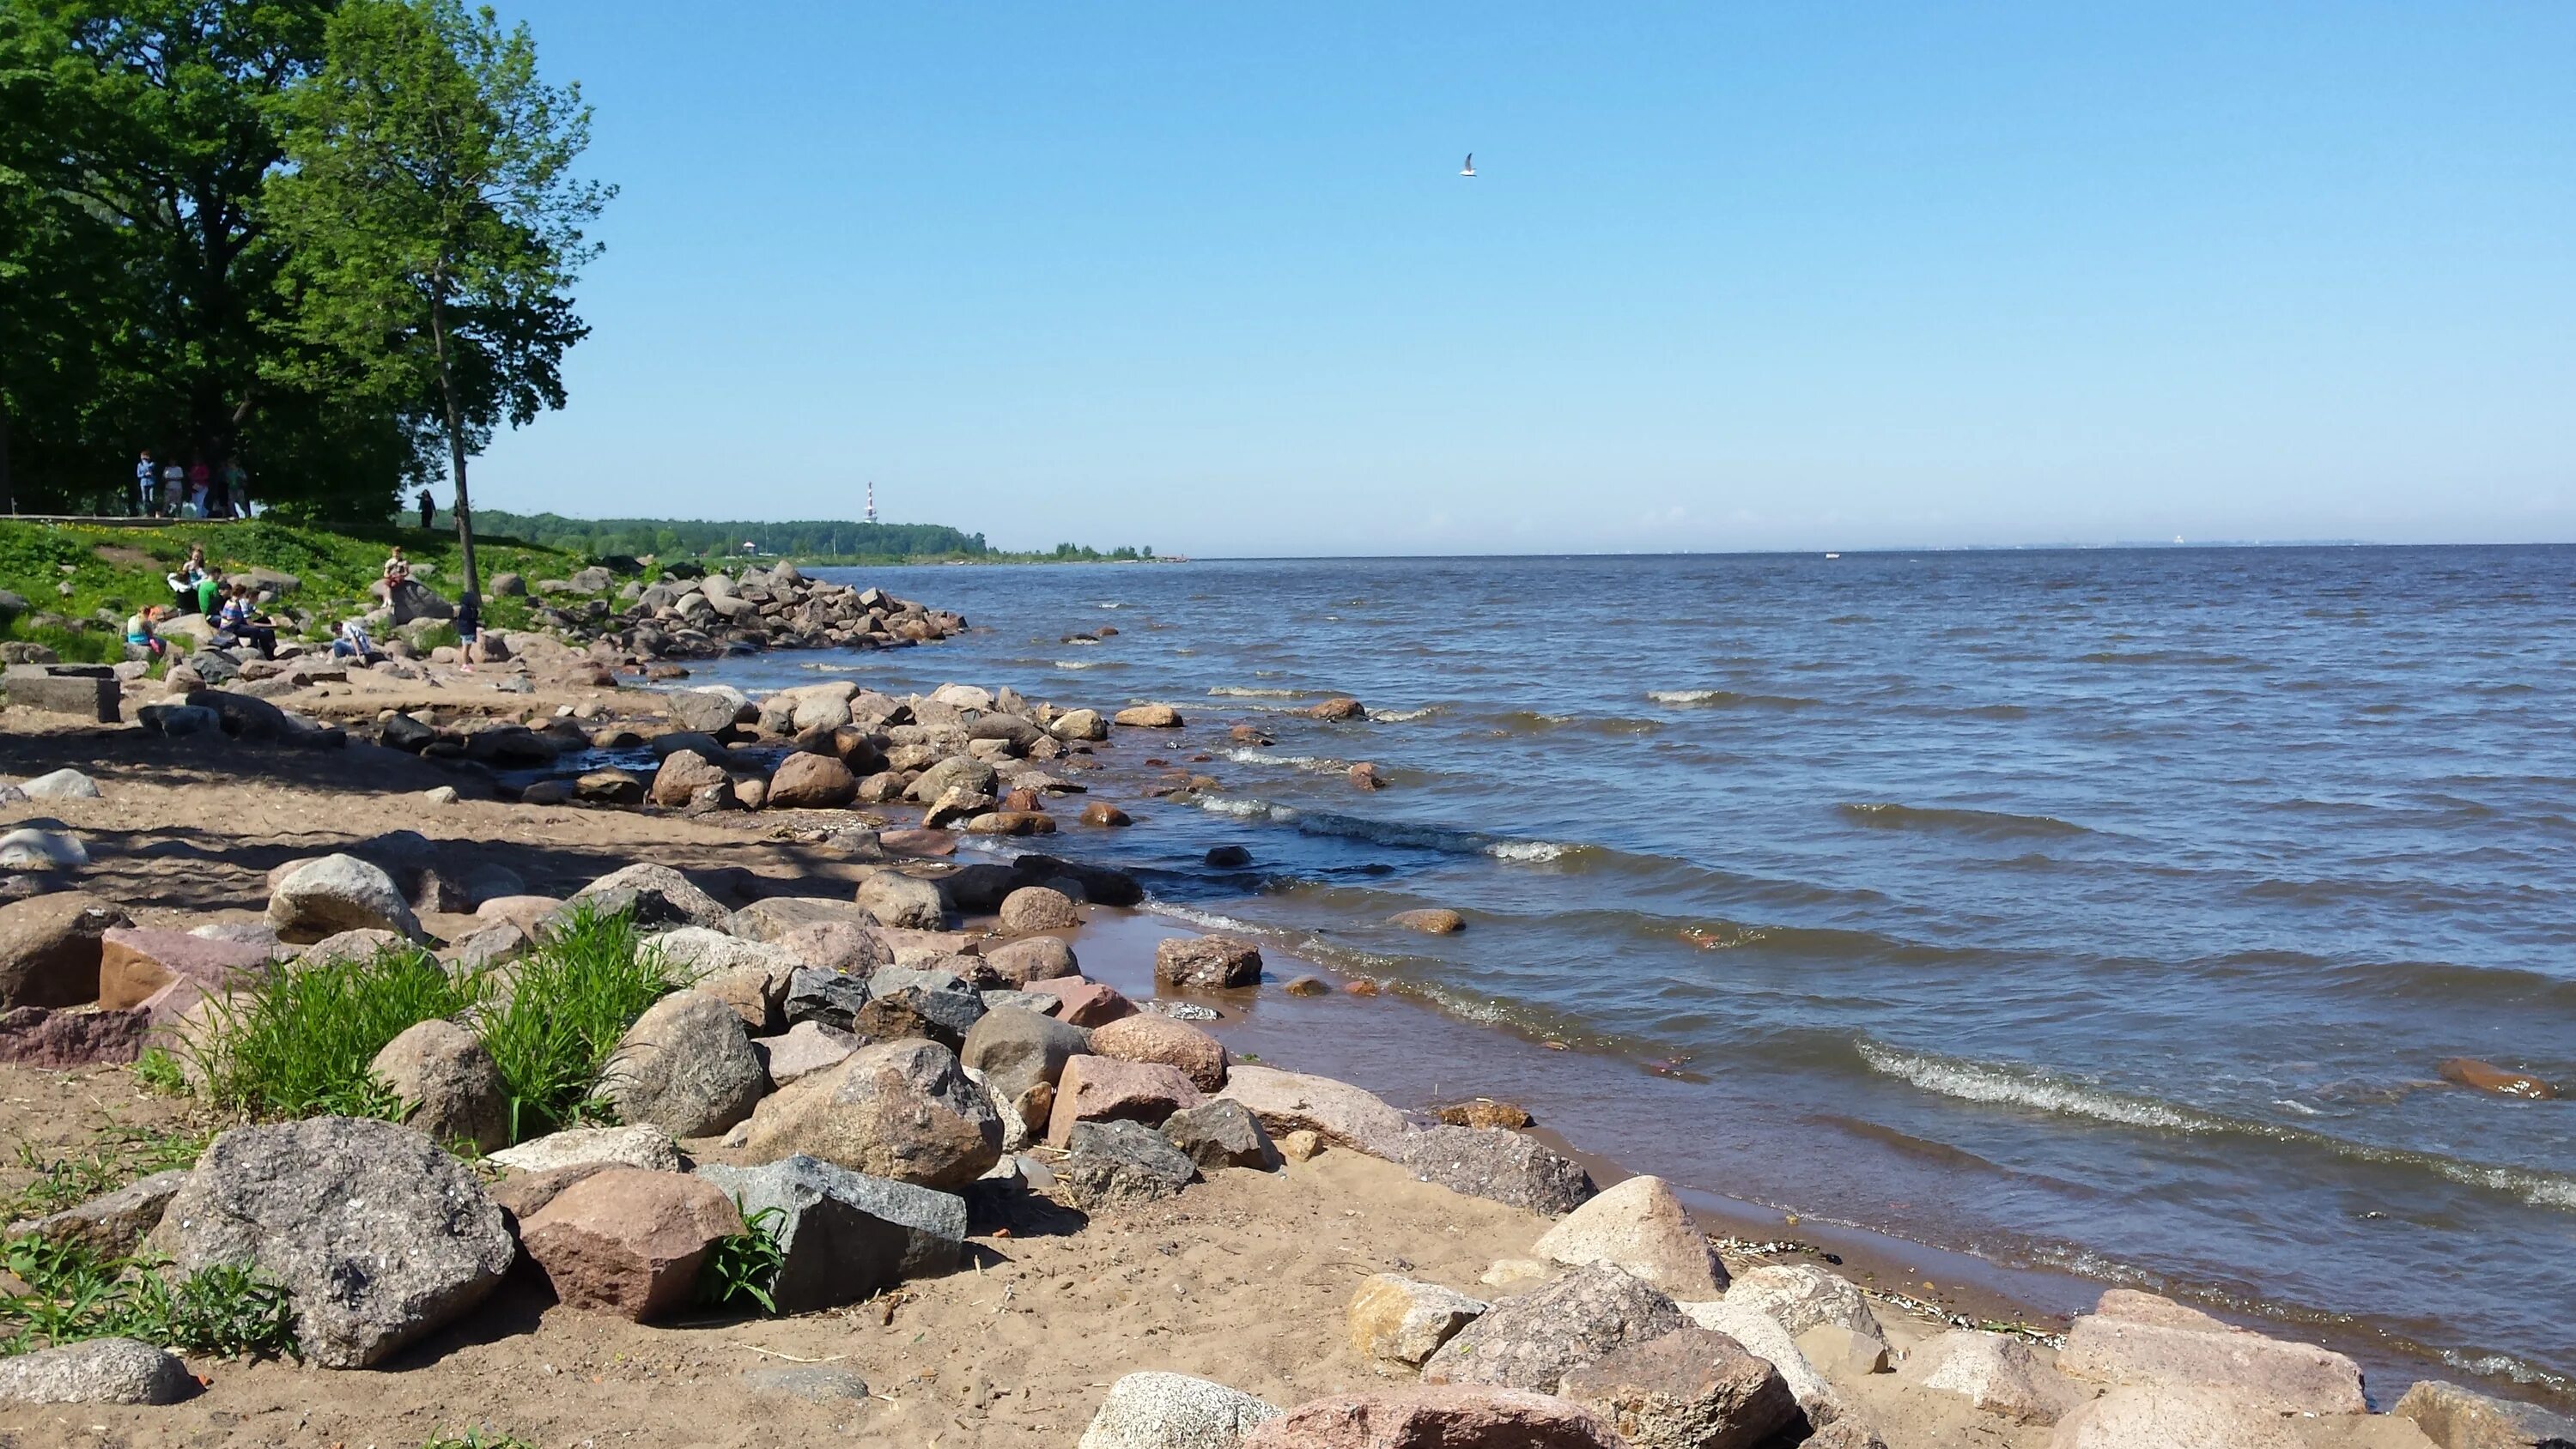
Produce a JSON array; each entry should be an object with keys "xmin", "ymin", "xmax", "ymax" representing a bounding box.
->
[
  {"xmin": 152, "ymin": 1116, "xmax": 514, "ymax": 1368},
  {"xmin": 959, "ymin": 1003, "xmax": 1091, "ymax": 1102},
  {"xmin": 22, "ymin": 767, "xmax": 101, "ymax": 800},
  {"xmin": 4, "ymin": 1168, "xmax": 186, "ymax": 1256},
  {"xmin": 0, "ymin": 1337, "xmax": 193, "ymax": 1405},
  {"xmin": 1558, "ymin": 1326, "xmax": 1803, "ymax": 1449},
  {"xmin": 851, "ymin": 967, "xmax": 987, "ymax": 1050},
  {"xmin": 1161, "ymin": 1098, "xmax": 1279, "ymax": 1171},
  {"xmin": 1422, "ymin": 1262, "xmax": 1690, "ymax": 1394},
  {"xmin": 782, "ymin": 966, "xmax": 872, "ymax": 1031},
  {"xmin": 666, "ymin": 688, "xmax": 749, "ymax": 735},
  {"xmin": 695, "ymin": 1154, "xmax": 966, "ymax": 1312},
  {"xmin": 1076, "ymin": 1372, "xmax": 1280, "ymax": 1449},
  {"xmin": 1058, "ymin": 1119, "xmax": 1199, "ymax": 1210},
  {"xmin": 2394, "ymin": 1379, "xmax": 2576, "ymax": 1449},
  {"xmin": 1394, "ymin": 1125, "xmax": 1595, "ymax": 1214},
  {"xmin": 905, "ymin": 755, "xmax": 998, "ymax": 803},
  {"xmin": 266, "ymin": 854, "xmax": 422, "ymax": 944},
  {"xmin": 598, "ymin": 989, "xmax": 766, "ymax": 1138}
]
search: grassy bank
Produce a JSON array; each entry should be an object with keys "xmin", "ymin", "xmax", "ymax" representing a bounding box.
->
[{"xmin": 0, "ymin": 519, "xmax": 587, "ymax": 661}]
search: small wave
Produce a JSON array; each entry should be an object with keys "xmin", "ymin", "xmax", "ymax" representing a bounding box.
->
[
  {"xmin": 1859, "ymin": 1043, "xmax": 2576, "ymax": 1211},
  {"xmin": 1224, "ymin": 748, "xmax": 1348, "ymax": 774},
  {"xmin": 1145, "ymin": 902, "xmax": 1266, "ymax": 935},
  {"xmin": 1495, "ymin": 710, "xmax": 1664, "ymax": 737},
  {"xmin": 1838, "ymin": 803, "xmax": 2091, "ymax": 839},
  {"xmin": 1097, "ymin": 602, "xmax": 1124, "ymax": 609},
  {"xmin": 1370, "ymin": 707, "xmax": 1436, "ymax": 722},
  {"xmin": 2076, "ymin": 650, "xmax": 2261, "ymax": 667},
  {"xmin": 1191, "ymin": 794, "xmax": 1591, "ymax": 864},
  {"xmin": 1646, "ymin": 689, "xmax": 1823, "ymax": 710},
  {"xmin": 1208, "ymin": 686, "xmax": 1304, "ymax": 698}
]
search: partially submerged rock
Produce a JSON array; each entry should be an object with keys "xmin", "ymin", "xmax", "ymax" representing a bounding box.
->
[{"xmin": 1156, "ymin": 934, "xmax": 1264, "ymax": 989}]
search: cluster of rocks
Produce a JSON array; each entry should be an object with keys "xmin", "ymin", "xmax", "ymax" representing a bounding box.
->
[
  {"xmin": 519, "ymin": 563, "xmax": 964, "ymax": 663},
  {"xmin": 435, "ymin": 678, "xmax": 1143, "ymax": 834},
  {"xmin": 1077, "ymin": 1168, "xmax": 2571, "ymax": 1448}
]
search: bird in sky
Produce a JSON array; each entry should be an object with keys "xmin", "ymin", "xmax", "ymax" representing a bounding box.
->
[{"xmin": 1460, "ymin": 153, "xmax": 1476, "ymax": 178}]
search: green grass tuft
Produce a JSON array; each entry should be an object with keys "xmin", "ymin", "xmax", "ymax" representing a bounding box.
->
[
  {"xmin": 476, "ymin": 904, "xmax": 677, "ymax": 1142},
  {"xmin": 696, "ymin": 1201, "xmax": 788, "ymax": 1315},
  {"xmin": 189, "ymin": 943, "xmax": 484, "ymax": 1123},
  {"xmin": 0, "ymin": 1235, "xmax": 298, "ymax": 1361},
  {"xmin": 131, "ymin": 1048, "xmax": 189, "ymax": 1096},
  {"xmin": 421, "ymin": 1432, "xmax": 539, "ymax": 1449}
]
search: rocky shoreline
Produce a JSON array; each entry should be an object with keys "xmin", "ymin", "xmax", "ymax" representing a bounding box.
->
[{"xmin": 0, "ymin": 615, "xmax": 2566, "ymax": 1447}]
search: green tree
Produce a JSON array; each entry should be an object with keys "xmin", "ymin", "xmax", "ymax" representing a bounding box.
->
[{"xmin": 267, "ymin": 0, "xmax": 607, "ymax": 602}]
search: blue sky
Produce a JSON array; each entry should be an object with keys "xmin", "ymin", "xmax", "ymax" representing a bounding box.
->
[{"xmin": 477, "ymin": 3, "xmax": 2574, "ymax": 556}]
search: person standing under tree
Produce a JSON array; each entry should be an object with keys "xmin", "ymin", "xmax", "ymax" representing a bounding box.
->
[
  {"xmin": 133, "ymin": 451, "xmax": 155, "ymax": 516},
  {"xmin": 417, "ymin": 488, "xmax": 434, "ymax": 530},
  {"xmin": 159, "ymin": 458, "xmax": 183, "ymax": 516}
]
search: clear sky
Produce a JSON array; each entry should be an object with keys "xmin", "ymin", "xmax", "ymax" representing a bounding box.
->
[{"xmin": 475, "ymin": 3, "xmax": 2575, "ymax": 556}]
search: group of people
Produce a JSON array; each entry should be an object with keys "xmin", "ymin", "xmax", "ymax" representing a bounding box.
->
[
  {"xmin": 380, "ymin": 546, "xmax": 480, "ymax": 670},
  {"xmin": 131, "ymin": 544, "xmax": 283, "ymax": 662},
  {"xmin": 133, "ymin": 450, "xmax": 249, "ymax": 519}
]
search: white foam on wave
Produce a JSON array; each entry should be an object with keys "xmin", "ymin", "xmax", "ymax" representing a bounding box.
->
[
  {"xmin": 1209, "ymin": 686, "xmax": 1303, "ymax": 698},
  {"xmin": 1196, "ymin": 795, "xmax": 1297, "ymax": 821},
  {"xmin": 1488, "ymin": 840, "xmax": 1578, "ymax": 863},
  {"xmin": 1097, "ymin": 602, "xmax": 1125, "ymax": 609},
  {"xmin": 1225, "ymin": 748, "xmax": 1344, "ymax": 773},
  {"xmin": 1648, "ymin": 689, "xmax": 1730, "ymax": 704},
  {"xmin": 1053, "ymin": 660, "xmax": 1099, "ymax": 670},
  {"xmin": 1370, "ymin": 707, "xmax": 1436, "ymax": 722},
  {"xmin": 1145, "ymin": 902, "xmax": 1266, "ymax": 935},
  {"xmin": 1858, "ymin": 1043, "xmax": 2208, "ymax": 1131}
]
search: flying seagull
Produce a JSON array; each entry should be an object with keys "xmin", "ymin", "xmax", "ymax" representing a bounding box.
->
[{"xmin": 1460, "ymin": 153, "xmax": 1476, "ymax": 178}]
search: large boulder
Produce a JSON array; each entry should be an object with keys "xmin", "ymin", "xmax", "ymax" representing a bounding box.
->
[
  {"xmin": 1394, "ymin": 1126, "xmax": 1594, "ymax": 1215},
  {"xmin": 695, "ymin": 1154, "xmax": 966, "ymax": 1312},
  {"xmin": 1155, "ymin": 934, "xmax": 1263, "ymax": 989},
  {"xmin": 738, "ymin": 1038, "xmax": 1002, "ymax": 1188},
  {"xmin": 998, "ymin": 885, "xmax": 1080, "ymax": 933},
  {"xmin": 266, "ymin": 854, "xmax": 422, "ymax": 943},
  {"xmin": 1243, "ymin": 1386, "xmax": 1625, "ymax": 1449},
  {"xmin": 570, "ymin": 863, "xmax": 731, "ymax": 931},
  {"xmin": 1558, "ymin": 1327, "xmax": 1803, "ymax": 1449},
  {"xmin": 1349, "ymin": 1274, "xmax": 1490, "ymax": 1372},
  {"xmin": 982, "ymin": 933, "xmax": 1078, "ymax": 986},
  {"xmin": 598, "ymin": 989, "xmax": 767, "ymax": 1138},
  {"xmin": 769, "ymin": 752, "xmax": 859, "ymax": 809},
  {"xmin": 649, "ymin": 749, "xmax": 729, "ymax": 808},
  {"xmin": 665, "ymin": 687, "xmax": 750, "ymax": 734},
  {"xmin": 1216, "ymin": 1065, "xmax": 1410, "ymax": 1155},
  {"xmin": 0, "ymin": 891, "xmax": 132, "ymax": 1009},
  {"xmin": 152, "ymin": 1116, "xmax": 515, "ymax": 1367},
  {"xmin": 1887, "ymin": 1328, "xmax": 2079, "ymax": 1424},
  {"xmin": 1090, "ymin": 1012, "xmax": 1229, "ymax": 1091},
  {"xmin": 855, "ymin": 870, "xmax": 947, "ymax": 931},
  {"xmin": 851, "ymin": 965, "xmax": 987, "ymax": 1050},
  {"xmin": 960, "ymin": 1004, "xmax": 1091, "ymax": 1102},
  {"xmin": 1529, "ymin": 1175, "xmax": 1724, "ymax": 1296},
  {"xmin": 96, "ymin": 926, "xmax": 270, "ymax": 1011},
  {"xmin": 782, "ymin": 966, "xmax": 872, "ymax": 1033},
  {"xmin": 2057, "ymin": 1289, "xmax": 2366, "ymax": 1416},
  {"xmin": 775, "ymin": 919, "xmax": 891, "ymax": 976},
  {"xmin": 2049, "ymin": 1386, "xmax": 2305, "ymax": 1449},
  {"xmin": 1161, "ymin": 1098, "xmax": 1279, "ymax": 1171},
  {"xmin": 1048, "ymin": 1055, "xmax": 1206, "ymax": 1147},
  {"xmin": 753, "ymin": 1019, "xmax": 864, "ymax": 1087},
  {"xmin": 1113, "ymin": 704, "xmax": 1183, "ymax": 729},
  {"xmin": 370, "ymin": 1019, "xmax": 510, "ymax": 1153},
  {"xmin": 1422, "ymin": 1263, "xmax": 1689, "ymax": 1394},
  {"xmin": 0, "ymin": 1338, "xmax": 194, "ymax": 1406},
  {"xmin": 1724, "ymin": 1264, "xmax": 1885, "ymax": 1345},
  {"xmin": 1078, "ymin": 1372, "xmax": 1281, "ymax": 1449},
  {"xmin": 1058, "ymin": 1119, "xmax": 1200, "ymax": 1210},
  {"xmin": 2395, "ymin": 1379, "xmax": 2576, "ymax": 1449},
  {"xmin": 904, "ymin": 755, "xmax": 998, "ymax": 804},
  {"xmin": 519, "ymin": 1167, "xmax": 743, "ymax": 1321}
]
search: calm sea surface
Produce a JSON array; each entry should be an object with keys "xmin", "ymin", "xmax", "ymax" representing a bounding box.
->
[{"xmin": 707, "ymin": 548, "xmax": 2576, "ymax": 1398}]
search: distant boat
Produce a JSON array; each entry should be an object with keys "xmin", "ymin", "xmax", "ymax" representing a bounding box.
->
[
  {"xmin": 1461, "ymin": 154, "xmax": 1476, "ymax": 178},
  {"xmin": 1825, "ymin": 552, "xmax": 1841, "ymax": 560}
]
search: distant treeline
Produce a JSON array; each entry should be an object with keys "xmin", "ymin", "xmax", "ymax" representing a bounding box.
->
[{"xmin": 459, "ymin": 510, "xmax": 1156, "ymax": 563}]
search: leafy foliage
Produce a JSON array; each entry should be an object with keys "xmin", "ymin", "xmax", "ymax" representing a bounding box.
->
[
  {"xmin": 421, "ymin": 1433, "xmax": 539, "ymax": 1449},
  {"xmin": 188, "ymin": 942, "xmax": 483, "ymax": 1123},
  {"xmin": 696, "ymin": 1202, "xmax": 788, "ymax": 1315},
  {"xmin": 475, "ymin": 903, "xmax": 675, "ymax": 1142},
  {"xmin": 0, "ymin": 1235, "xmax": 298, "ymax": 1360}
]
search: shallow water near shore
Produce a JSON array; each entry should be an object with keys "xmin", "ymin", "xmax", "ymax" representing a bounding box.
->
[{"xmin": 707, "ymin": 548, "xmax": 2576, "ymax": 1407}]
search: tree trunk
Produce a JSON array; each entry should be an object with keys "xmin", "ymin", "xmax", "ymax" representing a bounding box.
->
[
  {"xmin": 428, "ymin": 287, "xmax": 479, "ymax": 603},
  {"xmin": 0, "ymin": 385, "xmax": 13, "ymax": 517}
]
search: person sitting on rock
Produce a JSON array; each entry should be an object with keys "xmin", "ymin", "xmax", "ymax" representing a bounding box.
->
[
  {"xmin": 331, "ymin": 617, "xmax": 376, "ymax": 662},
  {"xmin": 216, "ymin": 584, "xmax": 276, "ymax": 660},
  {"xmin": 382, "ymin": 546, "xmax": 410, "ymax": 586},
  {"xmin": 125, "ymin": 605, "xmax": 166, "ymax": 660}
]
